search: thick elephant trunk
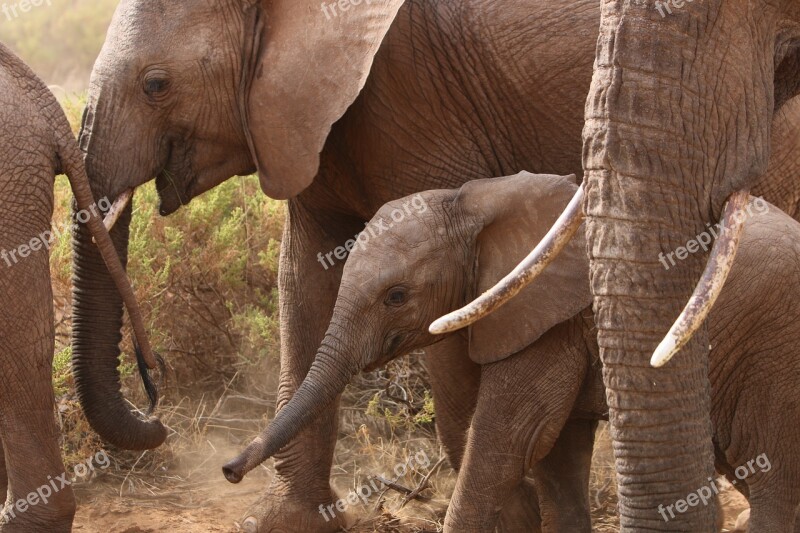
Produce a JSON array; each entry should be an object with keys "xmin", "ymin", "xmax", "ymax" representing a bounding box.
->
[
  {"xmin": 578, "ymin": 3, "xmax": 764, "ymax": 529},
  {"xmin": 71, "ymin": 104, "xmax": 166, "ymax": 450},
  {"xmin": 72, "ymin": 202, "xmax": 166, "ymax": 450},
  {"xmin": 583, "ymin": 191, "xmax": 716, "ymax": 529},
  {"xmin": 223, "ymin": 335, "xmax": 359, "ymax": 483}
]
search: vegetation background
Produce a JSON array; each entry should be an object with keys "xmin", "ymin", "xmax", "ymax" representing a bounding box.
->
[
  {"xmin": 0, "ymin": 3, "xmax": 746, "ymax": 531},
  {"xmin": 0, "ymin": 0, "xmax": 118, "ymax": 90}
]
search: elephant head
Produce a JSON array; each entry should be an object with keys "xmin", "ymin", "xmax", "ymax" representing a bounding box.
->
[
  {"xmin": 222, "ymin": 172, "xmax": 593, "ymax": 482},
  {"xmin": 433, "ymin": 2, "xmax": 800, "ymax": 529},
  {"xmin": 73, "ymin": 0, "xmax": 405, "ymax": 450}
]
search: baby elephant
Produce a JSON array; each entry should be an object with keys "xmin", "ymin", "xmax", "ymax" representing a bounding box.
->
[
  {"xmin": 224, "ymin": 172, "xmax": 800, "ymax": 532},
  {"xmin": 0, "ymin": 43, "xmax": 159, "ymax": 531}
]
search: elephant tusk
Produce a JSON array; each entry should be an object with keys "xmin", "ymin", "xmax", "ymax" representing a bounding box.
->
[
  {"xmin": 429, "ymin": 183, "xmax": 585, "ymax": 335},
  {"xmin": 651, "ymin": 189, "xmax": 751, "ymax": 368},
  {"xmin": 104, "ymin": 188, "xmax": 134, "ymax": 232}
]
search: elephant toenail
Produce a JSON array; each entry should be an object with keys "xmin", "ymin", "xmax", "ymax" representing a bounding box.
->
[{"xmin": 243, "ymin": 516, "xmax": 258, "ymax": 533}]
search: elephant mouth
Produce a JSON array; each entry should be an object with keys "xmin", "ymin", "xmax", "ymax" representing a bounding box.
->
[
  {"xmin": 363, "ymin": 333, "xmax": 411, "ymax": 372},
  {"xmin": 156, "ymin": 169, "xmax": 194, "ymax": 216},
  {"xmin": 154, "ymin": 140, "xmax": 196, "ymax": 216},
  {"xmin": 101, "ymin": 169, "xmax": 194, "ymax": 232},
  {"xmin": 364, "ymin": 353, "xmax": 395, "ymax": 372}
]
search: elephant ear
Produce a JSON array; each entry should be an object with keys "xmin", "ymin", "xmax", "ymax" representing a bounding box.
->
[
  {"xmin": 245, "ymin": 0, "xmax": 405, "ymax": 200},
  {"xmin": 458, "ymin": 172, "xmax": 592, "ymax": 365}
]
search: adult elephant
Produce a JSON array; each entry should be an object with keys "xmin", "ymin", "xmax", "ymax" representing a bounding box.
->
[
  {"xmin": 76, "ymin": 0, "xmax": 800, "ymax": 531},
  {"xmin": 75, "ymin": 0, "xmax": 599, "ymax": 530},
  {"xmin": 433, "ymin": 3, "xmax": 800, "ymax": 531}
]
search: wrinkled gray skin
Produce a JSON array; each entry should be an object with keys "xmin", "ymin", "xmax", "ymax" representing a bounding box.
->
[
  {"xmin": 226, "ymin": 172, "xmax": 800, "ymax": 532},
  {"xmin": 582, "ymin": 3, "xmax": 800, "ymax": 529},
  {"xmin": 76, "ymin": 0, "xmax": 800, "ymax": 530},
  {"xmin": 0, "ymin": 43, "xmax": 152, "ymax": 532},
  {"xmin": 221, "ymin": 172, "xmax": 600, "ymax": 531}
]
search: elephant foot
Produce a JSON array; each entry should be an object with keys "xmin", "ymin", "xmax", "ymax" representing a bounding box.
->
[
  {"xmin": 0, "ymin": 490, "xmax": 75, "ymax": 533},
  {"xmin": 0, "ymin": 510, "xmax": 73, "ymax": 533},
  {"xmin": 496, "ymin": 478, "xmax": 542, "ymax": 533},
  {"xmin": 239, "ymin": 488, "xmax": 346, "ymax": 533}
]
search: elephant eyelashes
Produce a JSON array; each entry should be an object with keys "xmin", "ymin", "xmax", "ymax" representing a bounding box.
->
[{"xmin": 385, "ymin": 287, "xmax": 408, "ymax": 307}]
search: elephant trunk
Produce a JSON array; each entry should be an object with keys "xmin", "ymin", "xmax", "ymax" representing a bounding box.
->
[
  {"xmin": 71, "ymin": 106, "xmax": 166, "ymax": 450},
  {"xmin": 578, "ymin": 3, "xmax": 755, "ymax": 530},
  {"xmin": 223, "ymin": 335, "xmax": 359, "ymax": 483},
  {"xmin": 72, "ymin": 201, "xmax": 166, "ymax": 450}
]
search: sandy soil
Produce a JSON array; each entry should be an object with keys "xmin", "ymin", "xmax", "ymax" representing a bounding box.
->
[{"xmin": 69, "ymin": 428, "xmax": 750, "ymax": 533}]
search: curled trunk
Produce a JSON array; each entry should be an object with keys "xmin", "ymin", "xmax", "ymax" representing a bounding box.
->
[{"xmin": 72, "ymin": 202, "xmax": 166, "ymax": 450}]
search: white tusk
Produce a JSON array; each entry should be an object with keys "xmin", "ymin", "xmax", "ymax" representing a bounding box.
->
[
  {"xmin": 651, "ymin": 189, "xmax": 751, "ymax": 367},
  {"xmin": 429, "ymin": 183, "xmax": 585, "ymax": 335},
  {"xmin": 103, "ymin": 188, "xmax": 134, "ymax": 232}
]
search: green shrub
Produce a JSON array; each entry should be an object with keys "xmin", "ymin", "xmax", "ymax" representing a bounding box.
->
[{"xmin": 52, "ymin": 95, "xmax": 287, "ymax": 460}]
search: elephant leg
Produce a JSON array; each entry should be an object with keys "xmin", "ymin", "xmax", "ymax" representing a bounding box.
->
[
  {"xmin": 531, "ymin": 418, "xmax": 596, "ymax": 532},
  {"xmin": 241, "ymin": 199, "xmax": 364, "ymax": 533},
  {"xmin": 0, "ymin": 258, "xmax": 74, "ymax": 532},
  {"xmin": 424, "ymin": 336, "xmax": 543, "ymax": 532},
  {"xmin": 496, "ymin": 478, "xmax": 542, "ymax": 533},
  {"xmin": 422, "ymin": 334, "xmax": 479, "ymax": 470},
  {"xmin": 444, "ymin": 319, "xmax": 588, "ymax": 532}
]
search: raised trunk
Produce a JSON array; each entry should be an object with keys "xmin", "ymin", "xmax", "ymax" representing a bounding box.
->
[{"xmin": 223, "ymin": 334, "xmax": 359, "ymax": 483}]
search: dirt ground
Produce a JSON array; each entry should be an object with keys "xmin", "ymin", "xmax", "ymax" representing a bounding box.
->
[{"xmin": 69, "ymin": 426, "xmax": 750, "ymax": 533}]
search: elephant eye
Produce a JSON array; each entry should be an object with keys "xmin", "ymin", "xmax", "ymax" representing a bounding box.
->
[
  {"xmin": 385, "ymin": 287, "xmax": 408, "ymax": 307},
  {"xmin": 143, "ymin": 70, "xmax": 170, "ymax": 99}
]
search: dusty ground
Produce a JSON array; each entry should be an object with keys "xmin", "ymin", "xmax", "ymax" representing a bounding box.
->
[{"xmin": 69, "ymin": 425, "xmax": 750, "ymax": 533}]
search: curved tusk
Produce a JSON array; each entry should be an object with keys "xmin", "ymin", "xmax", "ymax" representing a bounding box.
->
[
  {"xmin": 104, "ymin": 188, "xmax": 134, "ymax": 232},
  {"xmin": 651, "ymin": 189, "xmax": 751, "ymax": 367},
  {"xmin": 429, "ymin": 183, "xmax": 585, "ymax": 335},
  {"xmin": 92, "ymin": 188, "xmax": 134, "ymax": 245}
]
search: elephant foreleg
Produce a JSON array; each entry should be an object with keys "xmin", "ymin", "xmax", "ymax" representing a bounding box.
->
[
  {"xmin": 424, "ymin": 335, "xmax": 543, "ymax": 532},
  {"xmin": 240, "ymin": 199, "xmax": 364, "ymax": 533},
  {"xmin": 530, "ymin": 418, "xmax": 596, "ymax": 532},
  {"xmin": 422, "ymin": 334, "xmax": 479, "ymax": 470},
  {"xmin": 443, "ymin": 318, "xmax": 588, "ymax": 533}
]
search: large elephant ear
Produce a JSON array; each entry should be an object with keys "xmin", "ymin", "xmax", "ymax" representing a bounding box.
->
[
  {"xmin": 457, "ymin": 172, "xmax": 592, "ymax": 365},
  {"xmin": 245, "ymin": 0, "xmax": 405, "ymax": 199}
]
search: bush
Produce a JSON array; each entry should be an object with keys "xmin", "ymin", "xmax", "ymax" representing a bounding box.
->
[{"xmin": 53, "ymin": 95, "xmax": 287, "ymax": 462}]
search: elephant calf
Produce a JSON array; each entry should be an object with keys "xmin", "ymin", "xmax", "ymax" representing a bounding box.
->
[
  {"xmin": 223, "ymin": 171, "xmax": 800, "ymax": 532},
  {"xmin": 0, "ymin": 43, "xmax": 159, "ymax": 531}
]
